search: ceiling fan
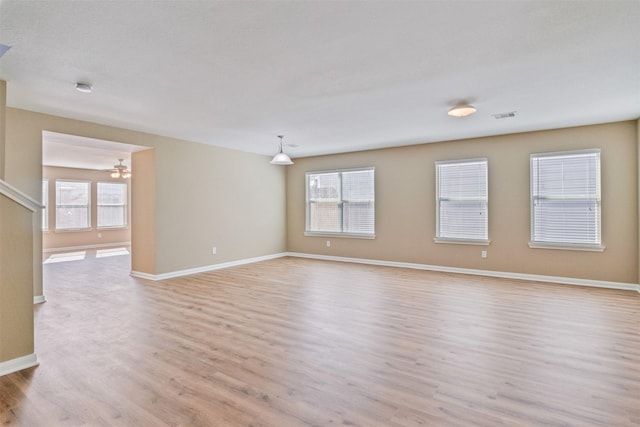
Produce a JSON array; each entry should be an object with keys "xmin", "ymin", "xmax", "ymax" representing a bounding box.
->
[{"xmin": 108, "ymin": 159, "xmax": 131, "ymax": 179}]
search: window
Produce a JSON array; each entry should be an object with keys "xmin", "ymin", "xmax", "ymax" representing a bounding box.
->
[
  {"xmin": 530, "ymin": 149, "xmax": 602, "ymax": 250},
  {"xmin": 435, "ymin": 158, "xmax": 488, "ymax": 243},
  {"xmin": 306, "ymin": 168, "xmax": 375, "ymax": 237},
  {"xmin": 42, "ymin": 179, "xmax": 48, "ymax": 231},
  {"xmin": 55, "ymin": 180, "xmax": 90, "ymax": 230},
  {"xmin": 97, "ymin": 182, "xmax": 128, "ymax": 228}
]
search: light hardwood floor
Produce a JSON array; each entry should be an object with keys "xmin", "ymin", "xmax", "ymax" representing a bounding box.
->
[{"xmin": 1, "ymin": 249, "xmax": 639, "ymax": 426}]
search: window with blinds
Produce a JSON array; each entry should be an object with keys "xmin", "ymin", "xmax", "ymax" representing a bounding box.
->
[
  {"xmin": 530, "ymin": 149, "xmax": 602, "ymax": 249},
  {"xmin": 56, "ymin": 180, "xmax": 91, "ymax": 230},
  {"xmin": 97, "ymin": 182, "xmax": 128, "ymax": 228},
  {"xmin": 435, "ymin": 158, "xmax": 488, "ymax": 243},
  {"xmin": 42, "ymin": 179, "xmax": 49, "ymax": 231},
  {"xmin": 306, "ymin": 168, "xmax": 375, "ymax": 237}
]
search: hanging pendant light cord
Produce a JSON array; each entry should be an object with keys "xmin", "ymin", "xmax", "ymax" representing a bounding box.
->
[{"xmin": 278, "ymin": 135, "xmax": 284, "ymax": 153}]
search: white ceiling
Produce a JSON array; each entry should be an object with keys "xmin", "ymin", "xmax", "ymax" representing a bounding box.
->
[
  {"xmin": 1, "ymin": 1, "xmax": 639, "ymax": 159},
  {"xmin": 42, "ymin": 131, "xmax": 148, "ymax": 170}
]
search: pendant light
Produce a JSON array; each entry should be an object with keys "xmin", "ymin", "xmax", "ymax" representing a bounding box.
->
[{"xmin": 270, "ymin": 135, "xmax": 294, "ymax": 165}]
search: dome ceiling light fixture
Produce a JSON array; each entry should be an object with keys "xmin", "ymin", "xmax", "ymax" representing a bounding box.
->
[
  {"xmin": 448, "ymin": 103, "xmax": 477, "ymax": 117},
  {"xmin": 109, "ymin": 159, "xmax": 131, "ymax": 179},
  {"xmin": 270, "ymin": 135, "xmax": 294, "ymax": 165},
  {"xmin": 75, "ymin": 82, "xmax": 93, "ymax": 93}
]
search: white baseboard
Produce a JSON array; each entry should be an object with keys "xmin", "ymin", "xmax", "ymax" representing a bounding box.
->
[
  {"xmin": 130, "ymin": 270, "xmax": 157, "ymax": 281},
  {"xmin": 285, "ymin": 252, "xmax": 640, "ymax": 293},
  {"xmin": 127, "ymin": 250, "xmax": 639, "ymax": 292},
  {"xmin": 131, "ymin": 252, "xmax": 288, "ymax": 281},
  {"xmin": 33, "ymin": 295, "xmax": 46, "ymax": 304},
  {"xmin": 43, "ymin": 241, "xmax": 131, "ymax": 253},
  {"xmin": 0, "ymin": 353, "xmax": 39, "ymax": 377}
]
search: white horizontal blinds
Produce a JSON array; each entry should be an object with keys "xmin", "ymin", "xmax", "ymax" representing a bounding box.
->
[
  {"xmin": 308, "ymin": 172, "xmax": 341, "ymax": 233},
  {"xmin": 531, "ymin": 150, "xmax": 601, "ymax": 246},
  {"xmin": 42, "ymin": 179, "xmax": 48, "ymax": 231},
  {"xmin": 306, "ymin": 168, "xmax": 375, "ymax": 235},
  {"xmin": 56, "ymin": 180, "xmax": 90, "ymax": 230},
  {"xmin": 436, "ymin": 159, "xmax": 488, "ymax": 241},
  {"xmin": 342, "ymin": 169, "xmax": 375, "ymax": 234},
  {"xmin": 97, "ymin": 182, "xmax": 127, "ymax": 227}
]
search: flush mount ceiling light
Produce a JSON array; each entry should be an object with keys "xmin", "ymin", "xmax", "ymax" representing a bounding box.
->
[
  {"xmin": 270, "ymin": 135, "xmax": 294, "ymax": 165},
  {"xmin": 448, "ymin": 104, "xmax": 477, "ymax": 117},
  {"xmin": 75, "ymin": 82, "xmax": 93, "ymax": 93},
  {"xmin": 109, "ymin": 159, "xmax": 131, "ymax": 179}
]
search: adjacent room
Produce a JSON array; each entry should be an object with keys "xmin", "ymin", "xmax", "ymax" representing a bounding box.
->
[{"xmin": 0, "ymin": 1, "xmax": 639, "ymax": 426}]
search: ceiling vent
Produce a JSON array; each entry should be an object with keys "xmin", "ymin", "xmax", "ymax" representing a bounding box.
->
[{"xmin": 492, "ymin": 111, "xmax": 517, "ymax": 119}]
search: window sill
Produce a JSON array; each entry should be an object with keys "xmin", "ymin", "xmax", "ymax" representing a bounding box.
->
[
  {"xmin": 304, "ymin": 231, "xmax": 375, "ymax": 240},
  {"xmin": 528, "ymin": 242, "xmax": 605, "ymax": 252},
  {"xmin": 55, "ymin": 228, "xmax": 93, "ymax": 233},
  {"xmin": 434, "ymin": 238, "xmax": 490, "ymax": 246},
  {"xmin": 97, "ymin": 226, "xmax": 129, "ymax": 230}
]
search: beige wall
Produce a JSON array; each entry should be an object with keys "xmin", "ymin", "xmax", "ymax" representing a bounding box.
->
[
  {"xmin": 3, "ymin": 105, "xmax": 636, "ymax": 284},
  {"xmin": 287, "ymin": 121, "xmax": 639, "ymax": 284},
  {"xmin": 5, "ymin": 107, "xmax": 287, "ymax": 278},
  {"xmin": 42, "ymin": 166, "xmax": 131, "ymax": 250},
  {"xmin": 0, "ymin": 195, "xmax": 34, "ymax": 363},
  {"xmin": 0, "ymin": 80, "xmax": 6, "ymax": 179},
  {"xmin": 153, "ymin": 139, "xmax": 287, "ymax": 273},
  {"xmin": 131, "ymin": 149, "xmax": 156, "ymax": 275}
]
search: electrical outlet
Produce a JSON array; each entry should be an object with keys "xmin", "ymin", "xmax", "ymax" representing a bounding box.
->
[
  {"xmin": 481, "ymin": 250, "xmax": 487, "ymax": 258},
  {"xmin": 97, "ymin": 232, "xmax": 102, "ymax": 238},
  {"xmin": 212, "ymin": 246, "xmax": 217, "ymax": 255},
  {"xmin": 326, "ymin": 240, "xmax": 331, "ymax": 248}
]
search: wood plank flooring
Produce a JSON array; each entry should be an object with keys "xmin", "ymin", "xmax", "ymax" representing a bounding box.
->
[{"xmin": 1, "ymin": 249, "xmax": 639, "ymax": 426}]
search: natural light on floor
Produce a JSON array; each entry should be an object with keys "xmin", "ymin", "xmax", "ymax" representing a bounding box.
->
[
  {"xmin": 96, "ymin": 247, "xmax": 130, "ymax": 258},
  {"xmin": 44, "ymin": 251, "xmax": 86, "ymax": 264}
]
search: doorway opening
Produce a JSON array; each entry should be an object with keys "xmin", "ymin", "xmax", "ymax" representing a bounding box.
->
[{"xmin": 41, "ymin": 131, "xmax": 151, "ymax": 296}]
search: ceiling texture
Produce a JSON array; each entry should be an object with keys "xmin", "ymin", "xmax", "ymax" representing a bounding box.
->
[{"xmin": 0, "ymin": 0, "xmax": 639, "ymax": 161}]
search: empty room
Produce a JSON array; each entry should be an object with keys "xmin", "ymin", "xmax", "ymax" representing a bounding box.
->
[{"xmin": 0, "ymin": 1, "xmax": 639, "ymax": 426}]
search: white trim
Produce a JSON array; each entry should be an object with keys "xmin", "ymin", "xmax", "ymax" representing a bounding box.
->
[
  {"xmin": 285, "ymin": 252, "xmax": 640, "ymax": 292},
  {"xmin": 131, "ymin": 253, "xmax": 288, "ymax": 281},
  {"xmin": 304, "ymin": 232, "xmax": 375, "ymax": 239},
  {"xmin": 125, "ymin": 249, "xmax": 640, "ymax": 292},
  {"xmin": 130, "ymin": 270, "xmax": 157, "ymax": 281},
  {"xmin": 33, "ymin": 295, "xmax": 46, "ymax": 304},
  {"xmin": 53, "ymin": 227, "xmax": 94, "ymax": 233},
  {"xmin": 0, "ymin": 353, "xmax": 39, "ymax": 377},
  {"xmin": 0, "ymin": 180, "xmax": 43, "ymax": 212},
  {"xmin": 43, "ymin": 241, "xmax": 131, "ymax": 253},
  {"xmin": 531, "ymin": 148, "xmax": 601, "ymax": 158},
  {"xmin": 435, "ymin": 238, "xmax": 490, "ymax": 246},
  {"xmin": 306, "ymin": 166, "xmax": 376, "ymax": 175},
  {"xmin": 528, "ymin": 242, "xmax": 605, "ymax": 252}
]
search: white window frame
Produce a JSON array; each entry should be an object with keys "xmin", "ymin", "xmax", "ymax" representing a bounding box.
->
[
  {"xmin": 42, "ymin": 179, "xmax": 49, "ymax": 231},
  {"xmin": 529, "ymin": 149, "xmax": 603, "ymax": 251},
  {"xmin": 55, "ymin": 179, "xmax": 91, "ymax": 231},
  {"xmin": 305, "ymin": 167, "xmax": 375, "ymax": 239},
  {"xmin": 97, "ymin": 182, "xmax": 128, "ymax": 229},
  {"xmin": 435, "ymin": 158, "xmax": 489, "ymax": 245}
]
